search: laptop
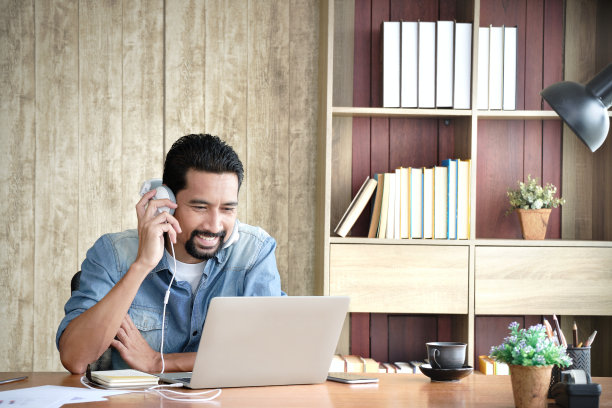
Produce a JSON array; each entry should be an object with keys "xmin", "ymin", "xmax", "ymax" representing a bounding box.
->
[{"xmin": 156, "ymin": 296, "xmax": 349, "ymax": 388}]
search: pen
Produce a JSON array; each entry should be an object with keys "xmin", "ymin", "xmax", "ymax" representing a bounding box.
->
[
  {"xmin": 585, "ymin": 330, "xmax": 597, "ymax": 347},
  {"xmin": 572, "ymin": 321, "xmax": 578, "ymax": 347},
  {"xmin": 0, "ymin": 376, "xmax": 27, "ymax": 385}
]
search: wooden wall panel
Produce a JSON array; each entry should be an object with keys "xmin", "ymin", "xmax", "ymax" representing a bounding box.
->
[
  {"xmin": 121, "ymin": 0, "xmax": 164, "ymax": 228},
  {"xmin": 33, "ymin": 0, "xmax": 79, "ymax": 371},
  {"xmin": 0, "ymin": 0, "xmax": 36, "ymax": 372},
  {"xmin": 246, "ymin": 0, "xmax": 291, "ymax": 288},
  {"xmin": 77, "ymin": 0, "xmax": 123, "ymax": 261},
  {"xmin": 0, "ymin": 0, "xmax": 320, "ymax": 371}
]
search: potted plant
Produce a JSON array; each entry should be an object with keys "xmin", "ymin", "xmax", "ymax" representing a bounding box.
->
[
  {"xmin": 507, "ymin": 175, "xmax": 565, "ymax": 239},
  {"xmin": 490, "ymin": 322, "xmax": 572, "ymax": 408}
]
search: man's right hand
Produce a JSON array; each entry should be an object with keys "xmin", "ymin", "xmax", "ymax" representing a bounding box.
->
[{"xmin": 134, "ymin": 189, "xmax": 181, "ymax": 273}]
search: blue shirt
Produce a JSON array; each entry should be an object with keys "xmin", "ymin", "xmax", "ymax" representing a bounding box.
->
[{"xmin": 56, "ymin": 220, "xmax": 284, "ymax": 368}]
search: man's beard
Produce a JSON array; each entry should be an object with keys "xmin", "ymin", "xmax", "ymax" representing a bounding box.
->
[{"xmin": 184, "ymin": 229, "xmax": 227, "ymax": 260}]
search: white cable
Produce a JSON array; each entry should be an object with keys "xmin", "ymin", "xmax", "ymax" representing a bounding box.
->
[{"xmin": 159, "ymin": 240, "xmax": 178, "ymax": 374}]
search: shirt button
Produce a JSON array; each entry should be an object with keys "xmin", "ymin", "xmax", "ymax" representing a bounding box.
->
[{"xmin": 192, "ymin": 330, "xmax": 198, "ymax": 336}]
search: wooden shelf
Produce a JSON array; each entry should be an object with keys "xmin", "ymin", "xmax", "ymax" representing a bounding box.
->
[{"xmin": 330, "ymin": 237, "xmax": 612, "ymax": 248}]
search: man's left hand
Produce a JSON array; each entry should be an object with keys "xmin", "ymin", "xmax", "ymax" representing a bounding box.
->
[{"xmin": 111, "ymin": 314, "xmax": 162, "ymax": 373}]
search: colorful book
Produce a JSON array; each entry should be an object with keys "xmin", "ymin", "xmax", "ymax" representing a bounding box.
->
[
  {"xmin": 422, "ymin": 168, "xmax": 434, "ymax": 239},
  {"xmin": 433, "ymin": 166, "xmax": 448, "ymax": 239},
  {"xmin": 368, "ymin": 173, "xmax": 385, "ymax": 238},
  {"xmin": 378, "ymin": 174, "xmax": 391, "ymax": 238},
  {"xmin": 334, "ymin": 177, "xmax": 378, "ymax": 237},
  {"xmin": 399, "ymin": 167, "xmax": 410, "ymax": 239},
  {"xmin": 441, "ymin": 159, "xmax": 458, "ymax": 239},
  {"xmin": 456, "ymin": 159, "xmax": 471, "ymax": 239},
  {"xmin": 410, "ymin": 168, "xmax": 423, "ymax": 238},
  {"xmin": 385, "ymin": 172, "xmax": 396, "ymax": 239}
]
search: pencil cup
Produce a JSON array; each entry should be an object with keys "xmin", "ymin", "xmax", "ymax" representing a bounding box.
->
[{"xmin": 549, "ymin": 346, "xmax": 591, "ymax": 396}]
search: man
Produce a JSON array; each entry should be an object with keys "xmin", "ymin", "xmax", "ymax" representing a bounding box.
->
[{"xmin": 57, "ymin": 134, "xmax": 284, "ymax": 374}]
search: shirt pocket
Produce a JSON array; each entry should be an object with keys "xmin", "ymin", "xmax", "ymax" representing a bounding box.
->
[{"xmin": 128, "ymin": 305, "xmax": 167, "ymax": 352}]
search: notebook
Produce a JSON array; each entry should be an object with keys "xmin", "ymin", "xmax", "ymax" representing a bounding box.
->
[{"xmin": 156, "ymin": 296, "xmax": 350, "ymax": 389}]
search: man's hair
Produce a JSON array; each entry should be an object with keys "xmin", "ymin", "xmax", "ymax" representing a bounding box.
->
[{"xmin": 163, "ymin": 133, "xmax": 244, "ymax": 194}]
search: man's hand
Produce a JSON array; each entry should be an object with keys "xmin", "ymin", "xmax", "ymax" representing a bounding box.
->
[
  {"xmin": 111, "ymin": 314, "xmax": 162, "ymax": 373},
  {"xmin": 134, "ymin": 190, "xmax": 181, "ymax": 272}
]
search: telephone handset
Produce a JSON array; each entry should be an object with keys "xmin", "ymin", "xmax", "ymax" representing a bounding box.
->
[{"xmin": 139, "ymin": 179, "xmax": 176, "ymax": 215}]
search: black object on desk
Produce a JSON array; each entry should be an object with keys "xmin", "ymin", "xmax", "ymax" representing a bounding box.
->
[{"xmin": 550, "ymin": 370, "xmax": 601, "ymax": 408}]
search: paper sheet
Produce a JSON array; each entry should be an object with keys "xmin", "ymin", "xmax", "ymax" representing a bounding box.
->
[{"xmin": 0, "ymin": 385, "xmax": 130, "ymax": 408}]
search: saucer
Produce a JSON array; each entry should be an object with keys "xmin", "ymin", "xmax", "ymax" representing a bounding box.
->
[{"xmin": 420, "ymin": 364, "xmax": 473, "ymax": 382}]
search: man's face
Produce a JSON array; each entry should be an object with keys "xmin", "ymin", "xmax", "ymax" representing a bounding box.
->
[{"xmin": 172, "ymin": 169, "xmax": 239, "ymax": 263}]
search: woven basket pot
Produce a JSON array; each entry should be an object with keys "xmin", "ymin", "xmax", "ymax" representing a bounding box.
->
[
  {"xmin": 510, "ymin": 365, "xmax": 553, "ymax": 408},
  {"xmin": 516, "ymin": 209, "xmax": 552, "ymax": 240}
]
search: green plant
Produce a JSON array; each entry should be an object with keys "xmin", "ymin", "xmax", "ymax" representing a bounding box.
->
[
  {"xmin": 507, "ymin": 175, "xmax": 565, "ymax": 214},
  {"xmin": 489, "ymin": 322, "xmax": 572, "ymax": 367}
]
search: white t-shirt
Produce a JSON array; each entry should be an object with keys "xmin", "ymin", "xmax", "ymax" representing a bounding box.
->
[{"xmin": 165, "ymin": 249, "xmax": 206, "ymax": 294}]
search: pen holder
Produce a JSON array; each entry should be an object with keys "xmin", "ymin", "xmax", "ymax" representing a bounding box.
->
[{"xmin": 549, "ymin": 346, "xmax": 591, "ymax": 396}]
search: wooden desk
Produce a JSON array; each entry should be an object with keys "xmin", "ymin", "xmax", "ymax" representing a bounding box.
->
[{"xmin": 1, "ymin": 372, "xmax": 611, "ymax": 407}]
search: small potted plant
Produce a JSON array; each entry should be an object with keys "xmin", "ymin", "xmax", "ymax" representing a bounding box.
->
[
  {"xmin": 507, "ymin": 175, "xmax": 565, "ymax": 239},
  {"xmin": 490, "ymin": 322, "xmax": 572, "ymax": 408}
]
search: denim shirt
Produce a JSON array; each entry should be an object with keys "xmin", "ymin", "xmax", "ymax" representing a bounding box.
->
[{"xmin": 56, "ymin": 220, "xmax": 284, "ymax": 369}]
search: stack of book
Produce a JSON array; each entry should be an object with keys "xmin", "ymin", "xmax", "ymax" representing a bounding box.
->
[
  {"xmin": 334, "ymin": 159, "xmax": 470, "ymax": 240},
  {"xmin": 382, "ymin": 20, "xmax": 473, "ymax": 109},
  {"xmin": 478, "ymin": 355, "xmax": 509, "ymax": 375},
  {"xmin": 329, "ymin": 355, "xmax": 424, "ymax": 374},
  {"xmin": 477, "ymin": 25, "xmax": 518, "ymax": 110}
]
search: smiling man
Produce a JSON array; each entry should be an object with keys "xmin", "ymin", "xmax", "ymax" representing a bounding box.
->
[{"xmin": 56, "ymin": 134, "xmax": 284, "ymax": 374}]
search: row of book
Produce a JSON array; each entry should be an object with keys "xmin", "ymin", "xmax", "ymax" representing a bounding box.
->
[
  {"xmin": 382, "ymin": 20, "xmax": 473, "ymax": 109},
  {"xmin": 334, "ymin": 159, "xmax": 470, "ymax": 240},
  {"xmin": 477, "ymin": 25, "xmax": 518, "ymax": 110},
  {"xmin": 478, "ymin": 355, "xmax": 509, "ymax": 375},
  {"xmin": 329, "ymin": 355, "xmax": 424, "ymax": 374}
]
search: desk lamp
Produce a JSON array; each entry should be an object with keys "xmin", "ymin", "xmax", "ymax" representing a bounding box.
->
[{"xmin": 541, "ymin": 63, "xmax": 612, "ymax": 152}]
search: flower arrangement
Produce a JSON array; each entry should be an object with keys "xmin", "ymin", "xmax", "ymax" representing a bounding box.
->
[
  {"xmin": 507, "ymin": 175, "xmax": 565, "ymax": 214},
  {"xmin": 489, "ymin": 322, "xmax": 572, "ymax": 367}
]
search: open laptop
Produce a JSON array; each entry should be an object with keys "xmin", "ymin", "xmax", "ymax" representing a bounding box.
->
[{"xmin": 156, "ymin": 296, "xmax": 349, "ymax": 388}]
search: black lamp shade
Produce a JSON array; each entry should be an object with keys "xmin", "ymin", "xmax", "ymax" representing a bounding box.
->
[{"xmin": 541, "ymin": 63, "xmax": 612, "ymax": 152}]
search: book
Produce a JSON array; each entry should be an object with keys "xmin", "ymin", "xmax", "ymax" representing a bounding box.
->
[
  {"xmin": 410, "ymin": 168, "xmax": 423, "ymax": 239},
  {"xmin": 418, "ymin": 21, "xmax": 436, "ymax": 108},
  {"xmin": 453, "ymin": 22, "xmax": 472, "ymax": 109},
  {"xmin": 385, "ymin": 172, "xmax": 396, "ymax": 239},
  {"xmin": 478, "ymin": 355, "xmax": 494, "ymax": 375},
  {"xmin": 495, "ymin": 360, "xmax": 509, "ymax": 375},
  {"xmin": 361, "ymin": 357, "xmax": 380, "ymax": 373},
  {"xmin": 382, "ymin": 362, "xmax": 397, "ymax": 373},
  {"xmin": 503, "ymin": 26, "xmax": 517, "ymax": 110},
  {"xmin": 456, "ymin": 159, "xmax": 471, "ymax": 239},
  {"xmin": 488, "ymin": 25, "xmax": 503, "ymax": 110},
  {"xmin": 343, "ymin": 355, "xmax": 365, "ymax": 373},
  {"xmin": 394, "ymin": 168, "xmax": 402, "ymax": 239},
  {"xmin": 90, "ymin": 369, "xmax": 159, "ymax": 388},
  {"xmin": 441, "ymin": 159, "xmax": 458, "ymax": 239},
  {"xmin": 399, "ymin": 167, "xmax": 410, "ymax": 238},
  {"xmin": 401, "ymin": 22, "xmax": 418, "ymax": 107},
  {"xmin": 436, "ymin": 21, "xmax": 454, "ymax": 107},
  {"xmin": 409, "ymin": 361, "xmax": 424, "ymax": 374},
  {"xmin": 378, "ymin": 173, "xmax": 391, "ymax": 238},
  {"xmin": 433, "ymin": 166, "xmax": 448, "ymax": 239},
  {"xmin": 394, "ymin": 362, "xmax": 414, "ymax": 374},
  {"xmin": 382, "ymin": 21, "xmax": 401, "ymax": 107},
  {"xmin": 477, "ymin": 27, "xmax": 489, "ymax": 110},
  {"xmin": 368, "ymin": 173, "xmax": 385, "ymax": 238},
  {"xmin": 422, "ymin": 168, "xmax": 434, "ymax": 239},
  {"xmin": 329, "ymin": 354, "xmax": 346, "ymax": 372},
  {"xmin": 334, "ymin": 176, "xmax": 378, "ymax": 237}
]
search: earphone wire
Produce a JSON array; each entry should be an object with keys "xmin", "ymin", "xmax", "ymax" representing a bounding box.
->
[{"xmin": 159, "ymin": 240, "xmax": 178, "ymax": 374}]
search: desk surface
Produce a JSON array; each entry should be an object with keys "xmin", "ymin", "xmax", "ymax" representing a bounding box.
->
[{"xmin": 1, "ymin": 372, "xmax": 611, "ymax": 407}]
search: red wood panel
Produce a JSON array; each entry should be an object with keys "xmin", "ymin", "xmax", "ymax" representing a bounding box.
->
[
  {"xmin": 389, "ymin": 118, "xmax": 439, "ymax": 170},
  {"xmin": 370, "ymin": 313, "xmax": 389, "ymax": 363},
  {"xmin": 350, "ymin": 313, "xmax": 371, "ymax": 357},
  {"xmin": 524, "ymin": 0, "xmax": 544, "ymax": 109},
  {"xmin": 353, "ymin": 0, "xmax": 372, "ymax": 107},
  {"xmin": 543, "ymin": 121, "xmax": 562, "ymax": 238},
  {"xmin": 542, "ymin": 0, "xmax": 563, "ymax": 110},
  {"xmin": 388, "ymin": 315, "xmax": 438, "ymax": 363},
  {"xmin": 371, "ymin": 0, "xmax": 390, "ymax": 108},
  {"xmin": 437, "ymin": 315, "xmax": 452, "ymax": 342},
  {"xmin": 438, "ymin": 119, "xmax": 456, "ymax": 163},
  {"xmin": 476, "ymin": 120, "xmax": 524, "ymax": 238}
]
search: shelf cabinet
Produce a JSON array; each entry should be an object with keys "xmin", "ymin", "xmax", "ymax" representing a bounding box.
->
[{"xmin": 315, "ymin": 0, "xmax": 612, "ymax": 373}]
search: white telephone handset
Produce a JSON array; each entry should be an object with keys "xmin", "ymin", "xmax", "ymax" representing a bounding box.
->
[{"xmin": 139, "ymin": 179, "xmax": 176, "ymax": 215}]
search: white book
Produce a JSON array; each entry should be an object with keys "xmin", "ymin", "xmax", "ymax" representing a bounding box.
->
[
  {"xmin": 477, "ymin": 27, "xmax": 489, "ymax": 110},
  {"xmin": 488, "ymin": 26, "xmax": 503, "ymax": 110},
  {"xmin": 422, "ymin": 168, "xmax": 434, "ymax": 239},
  {"xmin": 503, "ymin": 26, "xmax": 517, "ymax": 110},
  {"xmin": 436, "ymin": 21, "xmax": 454, "ymax": 107},
  {"xmin": 385, "ymin": 172, "xmax": 396, "ymax": 239},
  {"xmin": 401, "ymin": 22, "xmax": 418, "ymax": 108},
  {"xmin": 382, "ymin": 22, "xmax": 401, "ymax": 107},
  {"xmin": 433, "ymin": 166, "xmax": 448, "ymax": 239},
  {"xmin": 453, "ymin": 22, "xmax": 472, "ymax": 109},
  {"xmin": 399, "ymin": 167, "xmax": 410, "ymax": 239},
  {"xmin": 418, "ymin": 21, "xmax": 436, "ymax": 108},
  {"xmin": 442, "ymin": 159, "xmax": 458, "ymax": 239},
  {"xmin": 410, "ymin": 168, "xmax": 423, "ymax": 238},
  {"xmin": 457, "ymin": 160, "xmax": 470, "ymax": 239},
  {"xmin": 394, "ymin": 168, "xmax": 402, "ymax": 239},
  {"xmin": 334, "ymin": 177, "xmax": 378, "ymax": 237}
]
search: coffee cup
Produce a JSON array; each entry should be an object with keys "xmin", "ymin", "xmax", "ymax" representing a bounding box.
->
[{"xmin": 426, "ymin": 342, "xmax": 467, "ymax": 369}]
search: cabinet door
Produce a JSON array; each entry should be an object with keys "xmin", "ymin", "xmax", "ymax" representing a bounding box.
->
[
  {"xmin": 475, "ymin": 246, "xmax": 612, "ymax": 315},
  {"xmin": 329, "ymin": 244, "xmax": 469, "ymax": 313}
]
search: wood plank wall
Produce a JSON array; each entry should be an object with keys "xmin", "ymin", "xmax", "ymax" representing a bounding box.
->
[{"xmin": 0, "ymin": 0, "xmax": 319, "ymax": 372}]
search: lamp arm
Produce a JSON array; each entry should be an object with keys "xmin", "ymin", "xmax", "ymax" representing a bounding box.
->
[{"xmin": 586, "ymin": 63, "xmax": 612, "ymax": 107}]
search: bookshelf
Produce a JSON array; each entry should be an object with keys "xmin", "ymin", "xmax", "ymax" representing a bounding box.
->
[{"xmin": 316, "ymin": 0, "xmax": 612, "ymax": 374}]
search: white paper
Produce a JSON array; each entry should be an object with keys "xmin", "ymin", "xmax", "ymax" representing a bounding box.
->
[{"xmin": 0, "ymin": 385, "xmax": 130, "ymax": 408}]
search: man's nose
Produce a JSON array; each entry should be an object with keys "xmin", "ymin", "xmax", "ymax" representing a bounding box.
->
[{"xmin": 202, "ymin": 210, "xmax": 222, "ymax": 233}]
